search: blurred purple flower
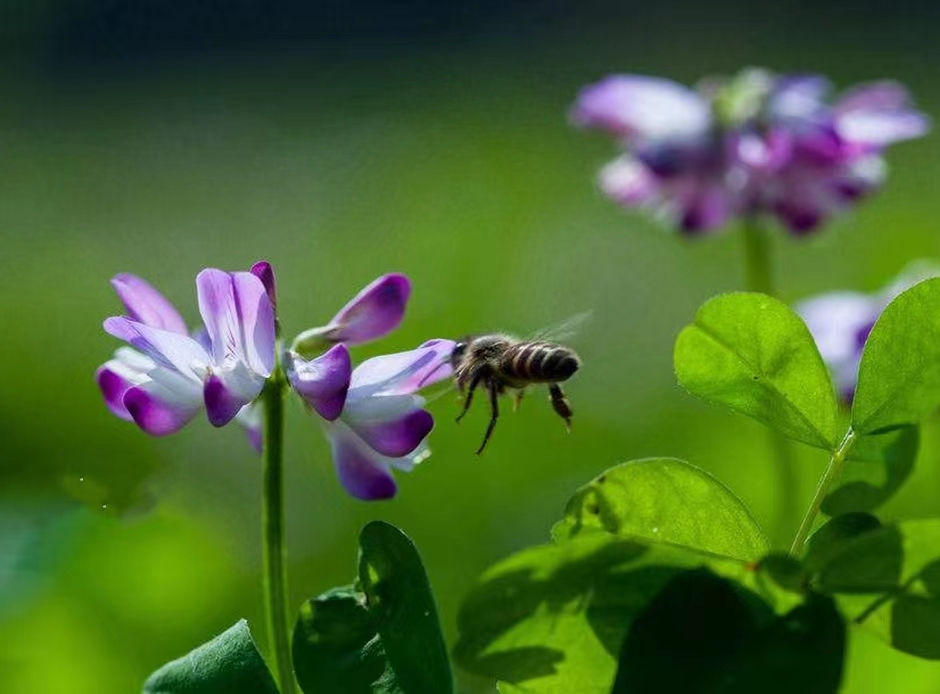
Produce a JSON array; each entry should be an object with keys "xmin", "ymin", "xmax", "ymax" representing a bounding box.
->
[
  {"xmin": 97, "ymin": 265, "xmax": 275, "ymax": 436},
  {"xmin": 797, "ymin": 261, "xmax": 940, "ymax": 402},
  {"xmin": 572, "ymin": 68, "xmax": 929, "ymax": 235}
]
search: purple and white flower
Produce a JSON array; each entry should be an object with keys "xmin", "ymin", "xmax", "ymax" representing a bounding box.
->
[
  {"xmin": 573, "ymin": 68, "xmax": 929, "ymax": 235},
  {"xmin": 797, "ymin": 261, "xmax": 940, "ymax": 402},
  {"xmin": 97, "ymin": 265, "xmax": 275, "ymax": 436},
  {"xmin": 326, "ymin": 340, "xmax": 455, "ymax": 500}
]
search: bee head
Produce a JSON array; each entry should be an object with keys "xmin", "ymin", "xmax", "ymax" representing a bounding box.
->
[{"xmin": 450, "ymin": 340, "xmax": 468, "ymax": 368}]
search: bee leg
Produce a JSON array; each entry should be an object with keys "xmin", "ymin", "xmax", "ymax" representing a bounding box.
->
[
  {"xmin": 476, "ymin": 380, "xmax": 500, "ymax": 455},
  {"xmin": 512, "ymin": 389, "xmax": 524, "ymax": 412},
  {"xmin": 456, "ymin": 371, "xmax": 483, "ymax": 423},
  {"xmin": 549, "ymin": 383, "xmax": 573, "ymax": 432}
]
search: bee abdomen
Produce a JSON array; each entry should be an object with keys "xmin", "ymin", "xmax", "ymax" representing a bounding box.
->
[{"xmin": 503, "ymin": 342, "xmax": 580, "ymax": 383}]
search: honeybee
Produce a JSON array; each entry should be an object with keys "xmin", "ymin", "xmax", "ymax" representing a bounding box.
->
[{"xmin": 450, "ymin": 314, "xmax": 586, "ymax": 454}]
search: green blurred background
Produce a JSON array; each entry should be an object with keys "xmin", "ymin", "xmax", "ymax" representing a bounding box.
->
[{"xmin": 2, "ymin": 1, "xmax": 940, "ymax": 691}]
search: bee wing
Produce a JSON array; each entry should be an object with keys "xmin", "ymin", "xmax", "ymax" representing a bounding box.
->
[{"xmin": 529, "ymin": 310, "xmax": 594, "ymax": 343}]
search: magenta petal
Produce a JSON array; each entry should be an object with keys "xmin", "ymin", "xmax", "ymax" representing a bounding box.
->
[
  {"xmin": 204, "ymin": 374, "xmax": 249, "ymax": 427},
  {"xmin": 111, "ymin": 274, "xmax": 189, "ymax": 335},
  {"xmin": 351, "ymin": 409, "xmax": 433, "ymax": 458},
  {"xmin": 250, "ymin": 261, "xmax": 277, "ymax": 310},
  {"xmin": 835, "ymin": 82, "xmax": 930, "ymax": 147},
  {"xmin": 325, "ymin": 274, "xmax": 411, "ymax": 345},
  {"xmin": 96, "ymin": 366, "xmax": 134, "ymax": 420},
  {"xmin": 287, "ymin": 344, "xmax": 352, "ymax": 421},
  {"xmin": 124, "ymin": 387, "xmax": 199, "ymax": 436},
  {"xmin": 599, "ymin": 157, "xmax": 659, "ymax": 206},
  {"xmin": 331, "ymin": 428, "xmax": 398, "ymax": 501}
]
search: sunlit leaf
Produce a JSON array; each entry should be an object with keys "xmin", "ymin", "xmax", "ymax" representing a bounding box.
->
[
  {"xmin": 853, "ymin": 278, "xmax": 940, "ymax": 434},
  {"xmin": 551, "ymin": 458, "xmax": 768, "ymax": 562},
  {"xmin": 611, "ymin": 570, "xmax": 845, "ymax": 694},
  {"xmin": 143, "ymin": 620, "xmax": 278, "ymax": 694},
  {"xmin": 675, "ymin": 293, "xmax": 841, "ymax": 449},
  {"xmin": 357, "ymin": 521, "xmax": 453, "ymax": 694},
  {"xmin": 453, "ymin": 534, "xmax": 748, "ymax": 694},
  {"xmin": 822, "ymin": 426, "xmax": 918, "ymax": 515}
]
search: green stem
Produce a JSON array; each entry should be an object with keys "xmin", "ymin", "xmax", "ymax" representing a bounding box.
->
[
  {"xmin": 741, "ymin": 216, "xmax": 799, "ymax": 547},
  {"xmin": 742, "ymin": 216, "xmax": 773, "ymax": 295},
  {"xmin": 261, "ymin": 370, "xmax": 296, "ymax": 693},
  {"xmin": 789, "ymin": 428, "xmax": 858, "ymax": 556}
]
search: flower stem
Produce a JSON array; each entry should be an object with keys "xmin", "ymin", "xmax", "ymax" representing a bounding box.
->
[
  {"xmin": 741, "ymin": 216, "xmax": 799, "ymax": 547},
  {"xmin": 742, "ymin": 215, "xmax": 773, "ymax": 295},
  {"xmin": 789, "ymin": 428, "xmax": 858, "ymax": 556},
  {"xmin": 261, "ymin": 370, "xmax": 296, "ymax": 693}
]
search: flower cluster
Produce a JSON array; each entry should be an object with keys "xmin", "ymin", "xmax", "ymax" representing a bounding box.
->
[
  {"xmin": 572, "ymin": 68, "xmax": 929, "ymax": 235},
  {"xmin": 97, "ymin": 263, "xmax": 454, "ymax": 500},
  {"xmin": 797, "ymin": 261, "xmax": 940, "ymax": 403}
]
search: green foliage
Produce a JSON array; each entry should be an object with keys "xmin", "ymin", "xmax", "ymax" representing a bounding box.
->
[
  {"xmin": 552, "ymin": 458, "xmax": 768, "ymax": 561},
  {"xmin": 142, "ymin": 620, "xmax": 278, "ymax": 694},
  {"xmin": 293, "ymin": 521, "xmax": 452, "ymax": 694},
  {"xmin": 805, "ymin": 517, "xmax": 940, "ymax": 659},
  {"xmin": 853, "ymin": 278, "xmax": 940, "ymax": 435},
  {"xmin": 292, "ymin": 587, "xmax": 393, "ymax": 694},
  {"xmin": 674, "ymin": 293, "xmax": 841, "ymax": 450},
  {"xmin": 823, "ymin": 427, "xmax": 918, "ymax": 515},
  {"xmin": 453, "ymin": 534, "xmax": 746, "ymax": 693},
  {"xmin": 611, "ymin": 570, "xmax": 845, "ymax": 694},
  {"xmin": 455, "ymin": 458, "xmax": 767, "ymax": 693}
]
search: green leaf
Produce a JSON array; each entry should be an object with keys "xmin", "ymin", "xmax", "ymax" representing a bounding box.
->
[
  {"xmin": 143, "ymin": 620, "xmax": 279, "ymax": 694},
  {"xmin": 453, "ymin": 534, "xmax": 748, "ymax": 694},
  {"xmin": 611, "ymin": 570, "xmax": 845, "ymax": 694},
  {"xmin": 292, "ymin": 587, "xmax": 393, "ymax": 694},
  {"xmin": 852, "ymin": 278, "xmax": 940, "ymax": 434},
  {"xmin": 804, "ymin": 514, "xmax": 902, "ymax": 594},
  {"xmin": 551, "ymin": 458, "xmax": 768, "ymax": 562},
  {"xmin": 292, "ymin": 522, "xmax": 452, "ymax": 694},
  {"xmin": 675, "ymin": 292, "xmax": 841, "ymax": 449},
  {"xmin": 809, "ymin": 519, "xmax": 940, "ymax": 659},
  {"xmin": 822, "ymin": 426, "xmax": 918, "ymax": 515},
  {"xmin": 357, "ymin": 521, "xmax": 453, "ymax": 694}
]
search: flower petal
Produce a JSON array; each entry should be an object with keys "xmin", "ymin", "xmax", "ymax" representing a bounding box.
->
[
  {"xmin": 571, "ymin": 75, "xmax": 711, "ymax": 144},
  {"xmin": 96, "ymin": 347, "xmax": 154, "ymax": 420},
  {"xmin": 103, "ymin": 317, "xmax": 210, "ymax": 380},
  {"xmin": 204, "ymin": 361, "xmax": 265, "ymax": 427},
  {"xmin": 286, "ymin": 344, "xmax": 351, "ymax": 421},
  {"xmin": 196, "ymin": 269, "xmax": 275, "ymax": 376},
  {"xmin": 349, "ymin": 340, "xmax": 456, "ymax": 396},
  {"xmin": 350, "ymin": 408, "xmax": 434, "ymax": 457},
  {"xmin": 324, "ymin": 274, "xmax": 411, "ymax": 345},
  {"xmin": 330, "ymin": 423, "xmax": 398, "ymax": 501},
  {"xmin": 111, "ymin": 274, "xmax": 189, "ymax": 335},
  {"xmin": 599, "ymin": 156, "xmax": 659, "ymax": 206},
  {"xmin": 123, "ymin": 385, "xmax": 201, "ymax": 436},
  {"xmin": 835, "ymin": 82, "xmax": 930, "ymax": 147},
  {"xmin": 235, "ymin": 402, "xmax": 263, "ymax": 453},
  {"xmin": 250, "ymin": 261, "xmax": 277, "ymax": 310},
  {"xmin": 767, "ymin": 74, "xmax": 831, "ymax": 124}
]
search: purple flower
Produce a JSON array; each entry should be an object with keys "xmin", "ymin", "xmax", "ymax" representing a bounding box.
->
[
  {"xmin": 797, "ymin": 261, "xmax": 940, "ymax": 402},
  {"xmin": 290, "ymin": 274, "xmax": 411, "ymax": 355},
  {"xmin": 97, "ymin": 266, "xmax": 275, "ymax": 436},
  {"xmin": 317, "ymin": 340, "xmax": 454, "ymax": 500},
  {"xmin": 573, "ymin": 68, "xmax": 929, "ymax": 235}
]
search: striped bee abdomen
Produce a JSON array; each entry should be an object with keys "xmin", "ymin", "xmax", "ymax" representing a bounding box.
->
[{"xmin": 501, "ymin": 341, "xmax": 581, "ymax": 383}]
